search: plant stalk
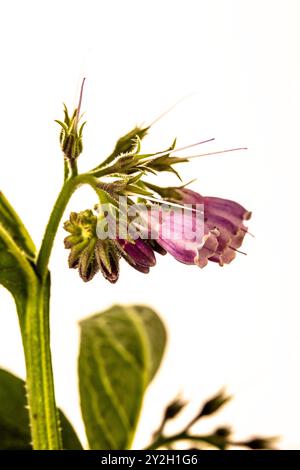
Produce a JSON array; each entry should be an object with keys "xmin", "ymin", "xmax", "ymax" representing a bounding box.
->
[
  {"xmin": 22, "ymin": 171, "xmax": 102, "ymax": 449},
  {"xmin": 37, "ymin": 173, "xmax": 100, "ymax": 280},
  {"xmin": 21, "ymin": 274, "xmax": 62, "ymax": 449}
]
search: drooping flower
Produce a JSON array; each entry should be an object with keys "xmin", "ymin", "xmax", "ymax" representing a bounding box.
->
[
  {"xmin": 150, "ymin": 187, "xmax": 251, "ymax": 268},
  {"xmin": 142, "ymin": 206, "xmax": 217, "ymax": 268},
  {"xmin": 141, "ymin": 186, "xmax": 251, "ymax": 268},
  {"xmin": 115, "ymin": 238, "xmax": 156, "ymax": 273}
]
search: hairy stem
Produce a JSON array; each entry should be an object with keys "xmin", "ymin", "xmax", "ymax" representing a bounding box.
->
[
  {"xmin": 22, "ymin": 274, "xmax": 62, "ymax": 449},
  {"xmin": 0, "ymin": 225, "xmax": 58, "ymax": 448},
  {"xmin": 23, "ymin": 172, "xmax": 100, "ymax": 448},
  {"xmin": 37, "ymin": 173, "xmax": 100, "ymax": 280},
  {"xmin": 64, "ymin": 159, "xmax": 71, "ymax": 181}
]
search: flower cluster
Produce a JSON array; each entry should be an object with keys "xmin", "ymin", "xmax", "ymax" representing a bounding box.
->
[
  {"xmin": 64, "ymin": 188, "xmax": 251, "ymax": 283},
  {"xmin": 148, "ymin": 390, "xmax": 276, "ymax": 450},
  {"xmin": 64, "ymin": 210, "xmax": 159, "ymax": 282},
  {"xmin": 60, "ymin": 101, "xmax": 251, "ymax": 283}
]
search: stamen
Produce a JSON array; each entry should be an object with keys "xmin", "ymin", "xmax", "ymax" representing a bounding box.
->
[
  {"xmin": 187, "ymin": 147, "xmax": 248, "ymax": 159},
  {"xmin": 229, "ymin": 246, "xmax": 247, "ymax": 255},
  {"xmin": 133, "ymin": 194, "xmax": 204, "ymax": 213},
  {"xmin": 148, "ymin": 93, "xmax": 197, "ymax": 127},
  {"xmin": 75, "ymin": 77, "xmax": 86, "ymax": 130},
  {"xmin": 146, "ymin": 138, "xmax": 215, "ymax": 159},
  {"xmin": 242, "ymin": 228, "xmax": 255, "ymax": 237}
]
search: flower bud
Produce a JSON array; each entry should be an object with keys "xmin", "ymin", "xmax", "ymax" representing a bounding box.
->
[
  {"xmin": 55, "ymin": 104, "xmax": 86, "ymax": 161},
  {"xmin": 145, "ymin": 239, "xmax": 167, "ymax": 256},
  {"xmin": 64, "ymin": 210, "xmax": 121, "ymax": 283},
  {"xmin": 78, "ymin": 238, "xmax": 99, "ymax": 282},
  {"xmin": 110, "ymin": 126, "xmax": 149, "ymax": 159},
  {"xmin": 115, "ymin": 238, "xmax": 156, "ymax": 273},
  {"xmin": 95, "ymin": 239, "xmax": 120, "ymax": 283},
  {"xmin": 64, "ymin": 210, "xmax": 98, "ymax": 279},
  {"xmin": 239, "ymin": 437, "xmax": 277, "ymax": 450},
  {"xmin": 214, "ymin": 426, "xmax": 232, "ymax": 439},
  {"xmin": 64, "ymin": 210, "xmax": 97, "ymax": 247},
  {"xmin": 68, "ymin": 239, "xmax": 90, "ymax": 269},
  {"xmin": 97, "ymin": 126, "xmax": 149, "ymax": 170},
  {"xmin": 197, "ymin": 390, "xmax": 231, "ymax": 418},
  {"xmin": 164, "ymin": 397, "xmax": 186, "ymax": 420}
]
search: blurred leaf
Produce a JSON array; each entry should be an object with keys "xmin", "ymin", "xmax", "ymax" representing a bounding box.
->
[
  {"xmin": 59, "ymin": 412, "xmax": 83, "ymax": 450},
  {"xmin": 0, "ymin": 369, "xmax": 82, "ymax": 450},
  {"xmin": 0, "ymin": 191, "xmax": 35, "ymax": 259},
  {"xmin": 78, "ymin": 304, "xmax": 167, "ymax": 450}
]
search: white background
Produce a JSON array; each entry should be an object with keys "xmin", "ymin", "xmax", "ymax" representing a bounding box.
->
[{"xmin": 0, "ymin": 0, "xmax": 299, "ymax": 449}]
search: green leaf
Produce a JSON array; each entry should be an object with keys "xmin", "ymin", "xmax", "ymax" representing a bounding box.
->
[
  {"xmin": 59, "ymin": 412, "xmax": 83, "ymax": 450},
  {"xmin": 0, "ymin": 192, "xmax": 37, "ymax": 322},
  {"xmin": 133, "ymin": 305, "xmax": 166, "ymax": 382},
  {"xmin": 0, "ymin": 191, "xmax": 36, "ymax": 259},
  {"xmin": 78, "ymin": 304, "xmax": 167, "ymax": 450},
  {"xmin": 0, "ymin": 369, "xmax": 83, "ymax": 450},
  {"xmin": 0, "ymin": 225, "xmax": 32, "ymax": 321}
]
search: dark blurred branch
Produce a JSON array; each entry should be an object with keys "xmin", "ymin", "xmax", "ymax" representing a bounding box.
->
[{"xmin": 145, "ymin": 430, "xmax": 230, "ymax": 451}]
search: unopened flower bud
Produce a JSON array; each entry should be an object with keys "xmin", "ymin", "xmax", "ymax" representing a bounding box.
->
[
  {"xmin": 55, "ymin": 104, "xmax": 86, "ymax": 161},
  {"xmin": 164, "ymin": 397, "xmax": 186, "ymax": 420},
  {"xmin": 198, "ymin": 390, "xmax": 231, "ymax": 418},
  {"xmin": 78, "ymin": 238, "xmax": 99, "ymax": 282},
  {"xmin": 97, "ymin": 125, "xmax": 150, "ymax": 170},
  {"xmin": 145, "ymin": 239, "xmax": 167, "ymax": 256},
  {"xmin": 64, "ymin": 210, "xmax": 121, "ymax": 283},
  {"xmin": 214, "ymin": 426, "xmax": 232, "ymax": 439},
  {"xmin": 115, "ymin": 238, "xmax": 156, "ymax": 273},
  {"xmin": 111, "ymin": 126, "xmax": 149, "ymax": 159},
  {"xmin": 240, "ymin": 437, "xmax": 277, "ymax": 450},
  {"xmin": 68, "ymin": 239, "xmax": 90, "ymax": 269},
  {"xmin": 64, "ymin": 210, "xmax": 98, "ymax": 279},
  {"xmin": 186, "ymin": 390, "xmax": 231, "ymax": 430},
  {"xmin": 95, "ymin": 239, "xmax": 120, "ymax": 284}
]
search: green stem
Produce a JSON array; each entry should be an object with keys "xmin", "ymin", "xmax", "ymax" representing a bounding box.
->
[
  {"xmin": 37, "ymin": 173, "xmax": 100, "ymax": 280},
  {"xmin": 70, "ymin": 160, "xmax": 78, "ymax": 177},
  {"xmin": 22, "ymin": 172, "xmax": 100, "ymax": 448},
  {"xmin": 23, "ymin": 274, "xmax": 62, "ymax": 449},
  {"xmin": 64, "ymin": 159, "xmax": 71, "ymax": 181},
  {"xmin": 0, "ymin": 224, "xmax": 61, "ymax": 449},
  {"xmin": 64, "ymin": 159, "xmax": 78, "ymax": 181}
]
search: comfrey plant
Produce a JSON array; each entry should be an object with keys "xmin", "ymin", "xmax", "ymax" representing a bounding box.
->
[{"xmin": 0, "ymin": 80, "xmax": 271, "ymax": 450}]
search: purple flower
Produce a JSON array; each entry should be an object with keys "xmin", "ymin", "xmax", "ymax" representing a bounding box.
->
[
  {"xmin": 150, "ymin": 188, "xmax": 251, "ymax": 268},
  {"xmin": 115, "ymin": 238, "xmax": 156, "ymax": 273},
  {"xmin": 63, "ymin": 184, "xmax": 251, "ymax": 283}
]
